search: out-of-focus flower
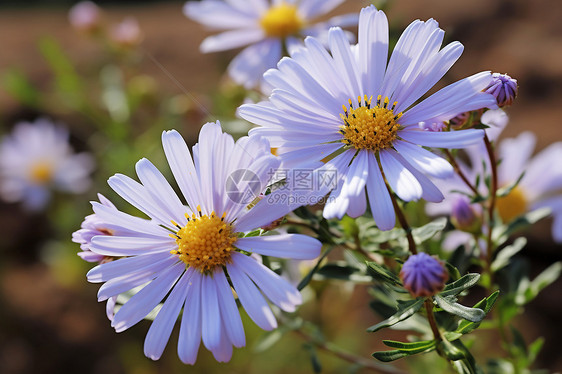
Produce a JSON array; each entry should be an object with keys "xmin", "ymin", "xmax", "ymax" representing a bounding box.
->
[
  {"xmin": 69, "ymin": 1, "xmax": 101, "ymax": 33},
  {"xmin": 400, "ymin": 253, "xmax": 448, "ymax": 297},
  {"xmin": 85, "ymin": 122, "xmax": 323, "ymax": 363},
  {"xmin": 427, "ymin": 119, "xmax": 562, "ymax": 244},
  {"xmin": 238, "ymin": 5, "xmax": 497, "ymax": 230},
  {"xmin": 450, "ymin": 196, "xmax": 481, "ymax": 233},
  {"xmin": 495, "ymin": 132, "xmax": 562, "ymax": 241},
  {"xmin": 110, "ymin": 17, "xmax": 143, "ymax": 48},
  {"xmin": 0, "ymin": 118, "xmax": 94, "ymax": 211},
  {"xmin": 484, "ymin": 73, "xmax": 518, "ymax": 107},
  {"xmin": 184, "ymin": 0, "xmax": 358, "ymax": 88}
]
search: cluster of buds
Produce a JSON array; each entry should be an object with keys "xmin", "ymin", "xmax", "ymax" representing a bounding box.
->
[{"xmin": 68, "ymin": 1, "xmax": 143, "ymax": 49}]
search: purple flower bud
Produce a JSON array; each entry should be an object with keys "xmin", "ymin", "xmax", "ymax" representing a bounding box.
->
[
  {"xmin": 400, "ymin": 253, "xmax": 448, "ymax": 298},
  {"xmin": 69, "ymin": 1, "xmax": 101, "ymax": 33},
  {"xmin": 110, "ymin": 17, "xmax": 143, "ymax": 48},
  {"xmin": 484, "ymin": 73, "xmax": 518, "ymax": 107},
  {"xmin": 451, "ymin": 196, "xmax": 481, "ymax": 233}
]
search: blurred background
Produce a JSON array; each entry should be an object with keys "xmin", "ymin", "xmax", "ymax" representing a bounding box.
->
[{"xmin": 0, "ymin": 0, "xmax": 561, "ymax": 373}]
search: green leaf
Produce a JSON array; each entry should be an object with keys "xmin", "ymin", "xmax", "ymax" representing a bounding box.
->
[
  {"xmin": 527, "ymin": 337, "xmax": 544, "ymax": 365},
  {"xmin": 437, "ymin": 338, "xmax": 465, "ymax": 361},
  {"xmin": 491, "ymin": 237, "xmax": 526, "ymax": 272},
  {"xmin": 253, "ymin": 329, "xmax": 285, "ymax": 353},
  {"xmin": 340, "ymin": 216, "xmax": 359, "ymax": 237},
  {"xmin": 500, "ymin": 207, "xmax": 551, "ymax": 239},
  {"xmin": 371, "ymin": 350, "xmax": 410, "ymax": 362},
  {"xmin": 39, "ymin": 36, "xmax": 84, "ymax": 107},
  {"xmin": 497, "ymin": 171, "xmax": 525, "ymax": 197},
  {"xmin": 2, "ymin": 69, "xmax": 40, "ymax": 107},
  {"xmin": 412, "ymin": 218, "xmax": 447, "ymax": 243},
  {"xmin": 509, "ymin": 325, "xmax": 527, "ymax": 356},
  {"xmin": 373, "ymin": 341, "xmax": 436, "ymax": 362},
  {"xmin": 365, "ymin": 261, "xmax": 402, "ymax": 286},
  {"xmin": 366, "ymin": 298, "xmax": 424, "ymax": 333},
  {"xmin": 434, "ymin": 295, "xmax": 485, "ymax": 322},
  {"xmin": 303, "ymin": 344, "xmax": 322, "ymax": 373},
  {"xmin": 440, "ymin": 273, "xmax": 480, "ymax": 297},
  {"xmin": 456, "ymin": 291, "xmax": 499, "ymax": 334},
  {"xmin": 297, "ymin": 247, "xmax": 333, "ymax": 291},
  {"xmin": 382, "ymin": 339, "xmax": 436, "ymax": 352},
  {"xmin": 517, "ymin": 262, "xmax": 562, "ymax": 304}
]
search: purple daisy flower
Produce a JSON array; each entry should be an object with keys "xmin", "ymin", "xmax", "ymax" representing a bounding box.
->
[
  {"xmin": 85, "ymin": 122, "xmax": 323, "ymax": 364},
  {"xmin": 400, "ymin": 253, "xmax": 448, "ymax": 298},
  {"xmin": 184, "ymin": 0, "xmax": 358, "ymax": 88},
  {"xmin": 238, "ymin": 5, "xmax": 497, "ymax": 230}
]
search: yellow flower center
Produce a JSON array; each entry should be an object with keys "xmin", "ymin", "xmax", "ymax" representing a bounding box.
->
[
  {"xmin": 29, "ymin": 162, "xmax": 53, "ymax": 184},
  {"xmin": 170, "ymin": 206, "xmax": 237, "ymax": 273},
  {"xmin": 260, "ymin": 3, "xmax": 303, "ymax": 38},
  {"xmin": 496, "ymin": 186, "xmax": 528, "ymax": 223},
  {"xmin": 340, "ymin": 95, "xmax": 403, "ymax": 151}
]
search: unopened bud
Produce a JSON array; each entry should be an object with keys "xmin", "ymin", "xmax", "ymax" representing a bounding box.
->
[
  {"xmin": 450, "ymin": 196, "xmax": 481, "ymax": 233},
  {"xmin": 69, "ymin": 1, "xmax": 101, "ymax": 33},
  {"xmin": 484, "ymin": 73, "xmax": 518, "ymax": 107},
  {"xmin": 400, "ymin": 253, "xmax": 449, "ymax": 298}
]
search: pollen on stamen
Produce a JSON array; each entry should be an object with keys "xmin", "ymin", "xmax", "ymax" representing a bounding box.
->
[
  {"xmin": 339, "ymin": 95, "xmax": 403, "ymax": 152},
  {"xmin": 172, "ymin": 210, "xmax": 237, "ymax": 273}
]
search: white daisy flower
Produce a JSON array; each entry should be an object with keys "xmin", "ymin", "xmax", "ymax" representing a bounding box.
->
[
  {"xmin": 0, "ymin": 118, "xmax": 94, "ymax": 211},
  {"xmin": 86, "ymin": 122, "xmax": 323, "ymax": 363},
  {"xmin": 184, "ymin": 0, "xmax": 358, "ymax": 88},
  {"xmin": 238, "ymin": 5, "xmax": 498, "ymax": 230}
]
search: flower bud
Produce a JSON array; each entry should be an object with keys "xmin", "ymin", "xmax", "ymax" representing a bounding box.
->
[
  {"xmin": 450, "ymin": 196, "xmax": 481, "ymax": 233},
  {"xmin": 400, "ymin": 253, "xmax": 448, "ymax": 298},
  {"xmin": 484, "ymin": 73, "xmax": 518, "ymax": 107},
  {"xmin": 69, "ymin": 1, "xmax": 101, "ymax": 33},
  {"xmin": 110, "ymin": 17, "xmax": 143, "ymax": 48}
]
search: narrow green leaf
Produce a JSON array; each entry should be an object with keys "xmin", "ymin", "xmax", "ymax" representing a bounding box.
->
[
  {"xmin": 365, "ymin": 261, "xmax": 402, "ymax": 285},
  {"xmin": 456, "ymin": 291, "xmax": 499, "ymax": 334},
  {"xmin": 253, "ymin": 329, "xmax": 284, "ymax": 353},
  {"xmin": 372, "ymin": 350, "xmax": 410, "ymax": 362},
  {"xmin": 437, "ymin": 338, "xmax": 465, "ymax": 361},
  {"xmin": 434, "ymin": 295, "xmax": 485, "ymax": 322},
  {"xmin": 491, "ymin": 237, "xmax": 526, "ymax": 272},
  {"xmin": 440, "ymin": 273, "xmax": 480, "ymax": 297},
  {"xmin": 527, "ymin": 337, "xmax": 544, "ymax": 365},
  {"xmin": 502, "ymin": 207, "xmax": 551, "ymax": 238},
  {"xmin": 297, "ymin": 247, "xmax": 333, "ymax": 291},
  {"xmin": 382, "ymin": 339, "xmax": 436, "ymax": 352},
  {"xmin": 412, "ymin": 218, "xmax": 447, "ymax": 243},
  {"xmin": 517, "ymin": 262, "xmax": 562, "ymax": 305},
  {"xmin": 2, "ymin": 69, "xmax": 40, "ymax": 107},
  {"xmin": 315, "ymin": 263, "xmax": 372, "ymax": 283},
  {"xmin": 366, "ymin": 298, "xmax": 424, "ymax": 333}
]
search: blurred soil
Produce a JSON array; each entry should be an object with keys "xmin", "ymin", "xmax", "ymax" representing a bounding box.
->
[{"xmin": 0, "ymin": 1, "xmax": 561, "ymax": 373}]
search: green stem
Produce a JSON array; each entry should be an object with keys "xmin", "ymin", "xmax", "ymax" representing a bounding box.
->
[
  {"xmin": 425, "ymin": 299, "xmax": 442, "ymax": 342},
  {"xmin": 483, "ymin": 134, "xmax": 498, "ymax": 282}
]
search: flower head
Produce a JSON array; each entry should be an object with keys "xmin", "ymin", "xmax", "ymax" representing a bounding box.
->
[
  {"xmin": 427, "ymin": 121, "xmax": 562, "ymax": 244},
  {"xmin": 184, "ymin": 0, "xmax": 358, "ymax": 88},
  {"xmin": 484, "ymin": 73, "xmax": 518, "ymax": 107},
  {"xmin": 238, "ymin": 5, "xmax": 497, "ymax": 230},
  {"xmin": 400, "ymin": 253, "xmax": 448, "ymax": 297},
  {"xmin": 84, "ymin": 122, "xmax": 323, "ymax": 363},
  {"xmin": 69, "ymin": 1, "xmax": 101, "ymax": 33},
  {"xmin": 0, "ymin": 118, "xmax": 94, "ymax": 211},
  {"xmin": 110, "ymin": 17, "xmax": 143, "ymax": 48}
]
